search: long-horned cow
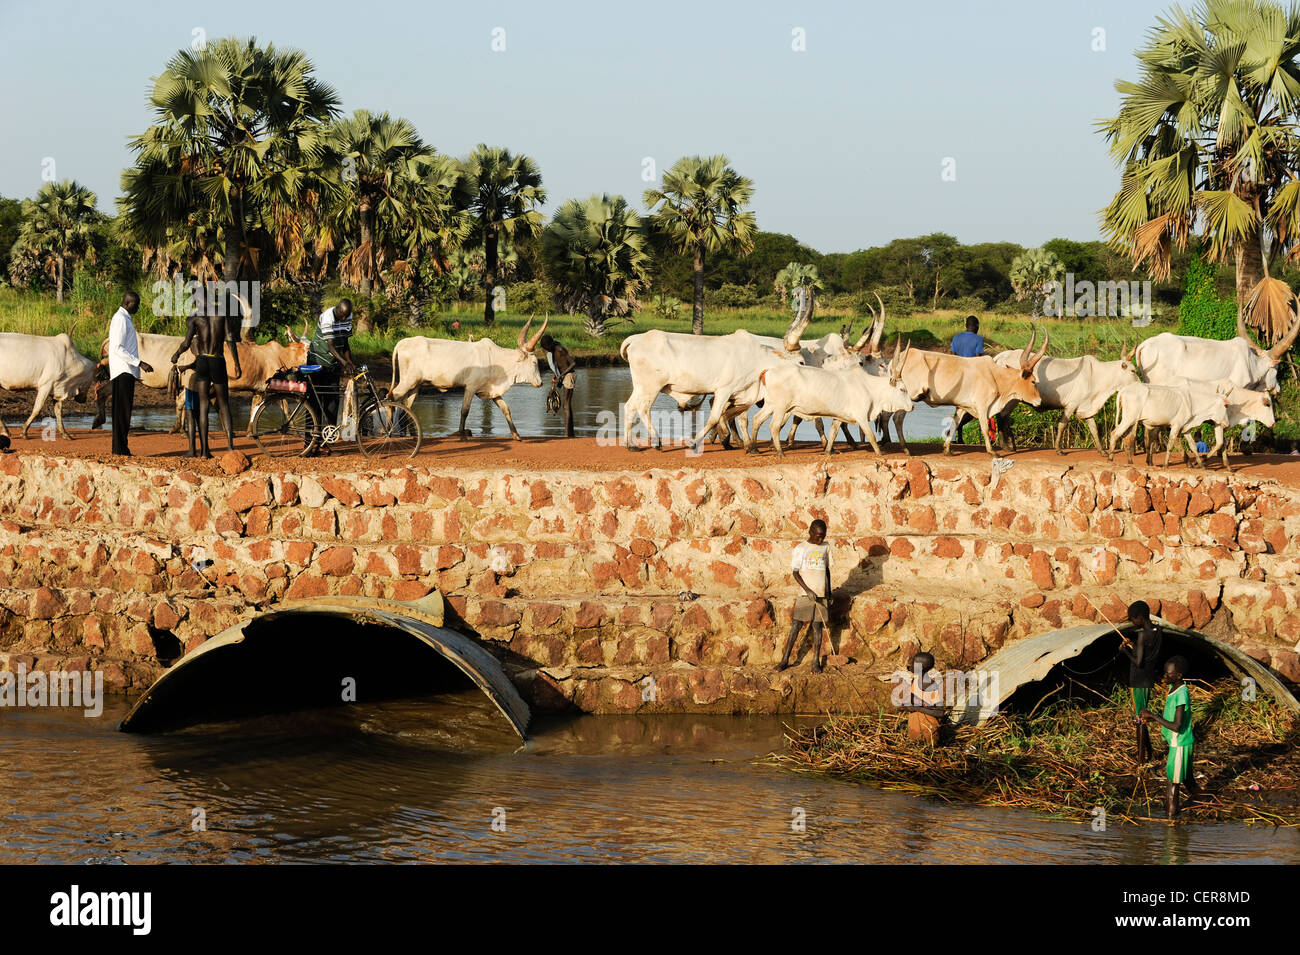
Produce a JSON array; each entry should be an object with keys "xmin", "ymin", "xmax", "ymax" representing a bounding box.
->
[
  {"xmin": 1109, "ymin": 378, "xmax": 1274, "ymax": 471},
  {"xmin": 1135, "ymin": 309, "xmax": 1300, "ymax": 395},
  {"xmin": 619, "ymin": 297, "xmax": 814, "ymax": 452},
  {"xmin": 0, "ymin": 328, "xmax": 97, "ymax": 439},
  {"xmin": 389, "ymin": 316, "xmax": 549, "ymax": 440},
  {"xmin": 991, "ymin": 341, "xmax": 1140, "ymax": 454},
  {"xmin": 883, "ymin": 329, "xmax": 1049, "ymax": 457}
]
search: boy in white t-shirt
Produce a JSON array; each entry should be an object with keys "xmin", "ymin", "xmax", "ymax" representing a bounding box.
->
[{"xmin": 776, "ymin": 519, "xmax": 832, "ymax": 673}]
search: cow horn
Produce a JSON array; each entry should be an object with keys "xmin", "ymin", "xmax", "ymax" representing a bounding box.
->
[
  {"xmin": 1019, "ymin": 327, "xmax": 1036, "ymax": 367},
  {"xmin": 1028, "ymin": 328, "xmax": 1049, "ymax": 369},
  {"xmin": 784, "ymin": 290, "xmax": 814, "ymax": 352},
  {"xmin": 1267, "ymin": 303, "xmax": 1300, "ymax": 360},
  {"xmin": 870, "ymin": 292, "xmax": 886, "ymax": 353},
  {"xmin": 517, "ymin": 316, "xmax": 533, "ymax": 350},
  {"xmin": 524, "ymin": 314, "xmax": 549, "ymax": 353}
]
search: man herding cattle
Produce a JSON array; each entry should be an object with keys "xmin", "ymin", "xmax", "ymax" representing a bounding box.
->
[{"xmin": 107, "ymin": 291, "xmax": 153, "ymax": 457}]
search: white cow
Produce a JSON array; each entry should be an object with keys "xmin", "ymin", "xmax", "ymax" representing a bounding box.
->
[
  {"xmin": 0, "ymin": 330, "xmax": 98, "ymax": 439},
  {"xmin": 1108, "ymin": 380, "xmax": 1239, "ymax": 468},
  {"xmin": 992, "ymin": 343, "xmax": 1140, "ymax": 453},
  {"xmin": 389, "ymin": 316, "xmax": 549, "ymax": 440},
  {"xmin": 750, "ymin": 339, "xmax": 914, "ymax": 457},
  {"xmin": 1135, "ymin": 311, "xmax": 1300, "ymax": 395}
]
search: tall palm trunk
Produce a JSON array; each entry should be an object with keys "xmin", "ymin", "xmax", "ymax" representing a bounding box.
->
[
  {"xmin": 359, "ymin": 201, "xmax": 375, "ymax": 297},
  {"xmin": 56, "ymin": 254, "xmax": 65, "ymax": 304},
  {"xmin": 223, "ymin": 217, "xmax": 244, "ymax": 284},
  {"xmin": 483, "ymin": 229, "xmax": 499, "ymax": 326},
  {"xmin": 692, "ymin": 241, "xmax": 705, "ymax": 335},
  {"xmin": 1235, "ymin": 224, "xmax": 1264, "ymax": 325}
]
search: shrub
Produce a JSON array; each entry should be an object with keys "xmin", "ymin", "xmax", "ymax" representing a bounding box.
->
[
  {"xmin": 857, "ymin": 287, "xmax": 915, "ymax": 316},
  {"xmin": 1177, "ymin": 256, "xmax": 1236, "ymax": 340},
  {"xmin": 946, "ymin": 295, "xmax": 987, "ymax": 314},
  {"xmin": 500, "ymin": 279, "xmax": 553, "ymax": 316},
  {"xmin": 711, "ymin": 283, "xmax": 761, "ymax": 308}
]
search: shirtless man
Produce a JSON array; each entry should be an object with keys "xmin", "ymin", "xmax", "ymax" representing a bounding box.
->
[{"xmin": 171, "ymin": 287, "xmax": 242, "ymax": 458}]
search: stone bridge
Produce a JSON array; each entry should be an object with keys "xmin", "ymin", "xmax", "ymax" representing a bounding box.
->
[{"xmin": 1, "ymin": 451, "xmax": 1297, "ymax": 715}]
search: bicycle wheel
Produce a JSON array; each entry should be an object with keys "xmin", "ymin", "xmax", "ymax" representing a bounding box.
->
[
  {"xmin": 251, "ymin": 394, "xmax": 319, "ymax": 457},
  {"xmin": 356, "ymin": 400, "xmax": 421, "ymax": 459}
]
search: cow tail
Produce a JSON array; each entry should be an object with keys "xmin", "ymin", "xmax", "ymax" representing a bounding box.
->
[
  {"xmin": 389, "ymin": 338, "xmax": 401, "ymax": 400},
  {"xmin": 619, "ymin": 336, "xmax": 634, "ymax": 362}
]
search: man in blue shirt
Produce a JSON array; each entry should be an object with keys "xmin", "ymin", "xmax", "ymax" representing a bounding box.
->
[{"xmin": 951, "ymin": 315, "xmax": 985, "ymax": 357}]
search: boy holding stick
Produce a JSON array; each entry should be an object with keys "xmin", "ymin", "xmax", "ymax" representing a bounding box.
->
[{"xmin": 776, "ymin": 519, "xmax": 831, "ymax": 673}]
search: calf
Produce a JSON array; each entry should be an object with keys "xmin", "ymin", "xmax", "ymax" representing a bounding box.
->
[
  {"xmin": 749, "ymin": 339, "xmax": 913, "ymax": 457},
  {"xmin": 1108, "ymin": 381, "xmax": 1232, "ymax": 468}
]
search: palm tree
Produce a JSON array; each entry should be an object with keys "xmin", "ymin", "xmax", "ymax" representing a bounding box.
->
[
  {"xmin": 773, "ymin": 262, "xmax": 825, "ymax": 314},
  {"xmin": 1100, "ymin": 0, "xmax": 1300, "ymax": 343},
  {"xmin": 453, "ymin": 145, "xmax": 546, "ymax": 325},
  {"xmin": 15, "ymin": 180, "xmax": 101, "ymax": 302},
  {"xmin": 119, "ymin": 37, "xmax": 340, "ymax": 285},
  {"xmin": 542, "ymin": 194, "xmax": 651, "ymax": 336},
  {"xmin": 328, "ymin": 110, "xmax": 435, "ymax": 297},
  {"xmin": 1010, "ymin": 247, "xmax": 1065, "ymax": 315},
  {"xmin": 644, "ymin": 155, "xmax": 756, "ymax": 334}
]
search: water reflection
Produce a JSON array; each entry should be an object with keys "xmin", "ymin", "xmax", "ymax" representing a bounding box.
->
[{"xmin": 1, "ymin": 698, "xmax": 1295, "ymax": 864}]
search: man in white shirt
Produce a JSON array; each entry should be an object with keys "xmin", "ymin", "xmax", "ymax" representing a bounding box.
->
[
  {"xmin": 777, "ymin": 519, "xmax": 832, "ymax": 673},
  {"xmin": 107, "ymin": 291, "xmax": 152, "ymax": 456}
]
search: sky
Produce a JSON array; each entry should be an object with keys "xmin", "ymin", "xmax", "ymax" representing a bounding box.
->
[{"xmin": 0, "ymin": 0, "xmax": 1179, "ymax": 253}]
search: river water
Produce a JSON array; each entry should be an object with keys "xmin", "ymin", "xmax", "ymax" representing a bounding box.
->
[
  {"xmin": 2, "ymin": 694, "xmax": 1295, "ymax": 864},
  {"xmin": 56, "ymin": 366, "xmax": 960, "ymax": 444}
]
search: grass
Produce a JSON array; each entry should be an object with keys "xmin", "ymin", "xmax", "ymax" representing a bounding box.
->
[
  {"xmin": 778, "ymin": 679, "xmax": 1300, "ymax": 826},
  {"xmin": 0, "ymin": 284, "xmax": 1176, "ymax": 364}
]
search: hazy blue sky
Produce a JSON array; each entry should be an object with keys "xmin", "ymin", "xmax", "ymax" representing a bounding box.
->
[{"xmin": 0, "ymin": 0, "xmax": 1177, "ymax": 252}]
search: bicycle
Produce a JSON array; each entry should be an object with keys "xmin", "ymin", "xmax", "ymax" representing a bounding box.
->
[{"xmin": 249, "ymin": 363, "xmax": 422, "ymax": 459}]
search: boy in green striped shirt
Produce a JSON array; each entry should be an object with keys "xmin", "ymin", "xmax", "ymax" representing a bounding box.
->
[{"xmin": 1140, "ymin": 655, "xmax": 1201, "ymax": 820}]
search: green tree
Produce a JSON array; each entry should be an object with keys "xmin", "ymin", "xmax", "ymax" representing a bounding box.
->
[
  {"xmin": 119, "ymin": 37, "xmax": 340, "ymax": 285},
  {"xmin": 328, "ymin": 110, "xmax": 432, "ymax": 297},
  {"xmin": 13, "ymin": 180, "xmax": 102, "ymax": 302},
  {"xmin": 773, "ymin": 261, "xmax": 825, "ymax": 312},
  {"xmin": 542, "ymin": 194, "xmax": 650, "ymax": 337},
  {"xmin": 1100, "ymin": 0, "xmax": 1300, "ymax": 343},
  {"xmin": 1010, "ymin": 247, "xmax": 1066, "ymax": 315},
  {"xmin": 454, "ymin": 145, "xmax": 546, "ymax": 326},
  {"xmin": 644, "ymin": 155, "xmax": 756, "ymax": 334},
  {"xmin": 0, "ymin": 196, "xmax": 22, "ymax": 281}
]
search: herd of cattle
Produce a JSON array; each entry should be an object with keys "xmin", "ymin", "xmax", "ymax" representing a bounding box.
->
[
  {"xmin": 0, "ymin": 299, "xmax": 1296, "ymax": 470},
  {"xmin": 620, "ymin": 295, "xmax": 1298, "ymax": 470}
]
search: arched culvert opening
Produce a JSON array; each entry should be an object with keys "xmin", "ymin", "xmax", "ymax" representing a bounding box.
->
[
  {"xmin": 951, "ymin": 620, "xmax": 1300, "ymax": 726},
  {"xmin": 1003, "ymin": 626, "xmax": 1235, "ymax": 716},
  {"xmin": 120, "ymin": 602, "xmax": 530, "ymax": 738}
]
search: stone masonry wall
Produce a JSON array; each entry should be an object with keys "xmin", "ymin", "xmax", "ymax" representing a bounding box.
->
[{"xmin": 0, "ymin": 452, "xmax": 1298, "ymax": 714}]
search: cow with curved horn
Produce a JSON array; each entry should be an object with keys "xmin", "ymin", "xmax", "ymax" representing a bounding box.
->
[
  {"xmin": 1136, "ymin": 304, "xmax": 1300, "ymax": 396},
  {"xmin": 620, "ymin": 295, "xmax": 812, "ymax": 452},
  {"xmin": 991, "ymin": 336, "xmax": 1140, "ymax": 454},
  {"xmin": 389, "ymin": 315, "xmax": 549, "ymax": 440},
  {"xmin": 881, "ymin": 327, "xmax": 1049, "ymax": 457}
]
